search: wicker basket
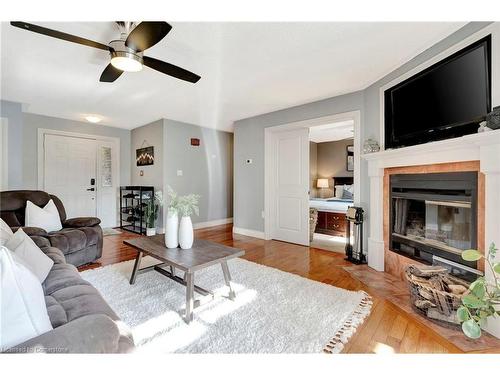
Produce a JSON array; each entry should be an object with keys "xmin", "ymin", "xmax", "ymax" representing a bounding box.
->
[{"xmin": 405, "ymin": 266, "xmax": 470, "ymax": 327}]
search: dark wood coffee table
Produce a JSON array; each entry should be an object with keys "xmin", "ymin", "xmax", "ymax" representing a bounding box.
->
[{"xmin": 124, "ymin": 235, "xmax": 245, "ymax": 323}]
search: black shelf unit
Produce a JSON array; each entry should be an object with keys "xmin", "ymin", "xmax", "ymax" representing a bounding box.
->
[{"xmin": 119, "ymin": 186, "xmax": 154, "ymax": 235}]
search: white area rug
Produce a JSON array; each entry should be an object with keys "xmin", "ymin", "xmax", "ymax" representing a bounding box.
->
[{"xmin": 81, "ymin": 257, "xmax": 372, "ymax": 353}]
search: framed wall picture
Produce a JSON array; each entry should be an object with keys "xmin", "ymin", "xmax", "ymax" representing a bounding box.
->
[
  {"xmin": 136, "ymin": 146, "xmax": 154, "ymax": 166},
  {"xmin": 346, "ymin": 145, "xmax": 354, "ymax": 172}
]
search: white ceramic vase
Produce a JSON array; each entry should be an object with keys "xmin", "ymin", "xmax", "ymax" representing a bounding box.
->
[
  {"xmin": 146, "ymin": 227, "xmax": 156, "ymax": 236},
  {"xmin": 165, "ymin": 211, "xmax": 179, "ymax": 248},
  {"xmin": 178, "ymin": 216, "xmax": 194, "ymax": 249}
]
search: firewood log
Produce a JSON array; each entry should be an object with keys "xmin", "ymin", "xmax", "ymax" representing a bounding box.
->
[
  {"xmin": 415, "ymin": 299, "xmax": 436, "ymax": 309},
  {"xmin": 419, "ymin": 288, "xmax": 435, "ymax": 302},
  {"xmin": 410, "ymin": 274, "xmax": 432, "ymax": 284},
  {"xmin": 408, "ymin": 265, "xmax": 448, "ymax": 277},
  {"xmin": 435, "ymin": 293, "xmax": 452, "ymax": 315},
  {"xmin": 447, "ymin": 284, "xmax": 468, "ymax": 295},
  {"xmin": 429, "ymin": 276, "xmax": 446, "ymax": 291}
]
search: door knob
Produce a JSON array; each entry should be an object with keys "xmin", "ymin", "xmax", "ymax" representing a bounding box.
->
[{"xmin": 87, "ymin": 188, "xmax": 95, "ymax": 191}]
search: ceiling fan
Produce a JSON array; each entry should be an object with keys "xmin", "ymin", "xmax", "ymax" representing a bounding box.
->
[{"xmin": 10, "ymin": 21, "xmax": 201, "ymax": 84}]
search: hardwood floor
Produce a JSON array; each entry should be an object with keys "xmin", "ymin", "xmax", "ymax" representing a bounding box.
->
[{"xmin": 79, "ymin": 224, "xmax": 498, "ymax": 353}]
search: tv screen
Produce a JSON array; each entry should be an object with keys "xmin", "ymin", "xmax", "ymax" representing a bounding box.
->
[{"xmin": 385, "ymin": 35, "xmax": 491, "ymax": 149}]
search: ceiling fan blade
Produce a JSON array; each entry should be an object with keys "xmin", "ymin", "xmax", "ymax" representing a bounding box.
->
[
  {"xmin": 143, "ymin": 56, "xmax": 200, "ymax": 83},
  {"xmin": 99, "ymin": 64, "xmax": 124, "ymax": 83},
  {"xmin": 125, "ymin": 22, "xmax": 172, "ymax": 52},
  {"xmin": 10, "ymin": 21, "xmax": 110, "ymax": 51}
]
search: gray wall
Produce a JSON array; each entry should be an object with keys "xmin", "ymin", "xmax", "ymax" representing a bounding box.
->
[
  {"xmin": 131, "ymin": 119, "xmax": 164, "ymax": 229},
  {"xmin": 233, "ymin": 22, "xmax": 492, "ymax": 237},
  {"xmin": 0, "ymin": 104, "xmax": 132, "ymax": 191},
  {"xmin": 0, "ymin": 100, "xmax": 24, "ymax": 189},
  {"xmin": 316, "ymin": 138, "xmax": 353, "ymax": 197},
  {"xmin": 233, "ymin": 91, "xmax": 364, "ymax": 232},
  {"xmin": 22, "ymin": 113, "xmax": 131, "ymax": 189},
  {"xmin": 164, "ymin": 119, "xmax": 233, "ymax": 224},
  {"xmin": 309, "ymin": 141, "xmax": 317, "ymax": 197},
  {"xmin": 362, "ymin": 22, "xmax": 493, "ymax": 150}
]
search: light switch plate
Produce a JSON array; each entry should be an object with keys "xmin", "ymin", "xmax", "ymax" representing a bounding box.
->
[{"xmin": 177, "ymin": 170, "xmax": 183, "ymax": 176}]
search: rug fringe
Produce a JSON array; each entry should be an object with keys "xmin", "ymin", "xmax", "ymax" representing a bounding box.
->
[{"xmin": 322, "ymin": 291, "xmax": 373, "ymax": 354}]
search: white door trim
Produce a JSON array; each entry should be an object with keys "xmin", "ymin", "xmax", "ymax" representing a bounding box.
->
[
  {"xmin": 0, "ymin": 118, "xmax": 8, "ymax": 191},
  {"xmin": 264, "ymin": 111, "xmax": 361, "ymax": 241},
  {"xmin": 37, "ymin": 128, "xmax": 120, "ymax": 226}
]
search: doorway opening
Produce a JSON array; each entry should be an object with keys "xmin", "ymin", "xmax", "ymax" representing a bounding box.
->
[
  {"xmin": 309, "ymin": 120, "xmax": 355, "ymax": 253},
  {"xmin": 264, "ymin": 111, "xmax": 360, "ymax": 249}
]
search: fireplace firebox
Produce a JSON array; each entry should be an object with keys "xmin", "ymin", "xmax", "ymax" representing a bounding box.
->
[{"xmin": 390, "ymin": 172, "xmax": 482, "ymax": 281}]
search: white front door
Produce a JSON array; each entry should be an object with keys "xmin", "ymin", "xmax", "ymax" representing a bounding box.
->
[
  {"xmin": 270, "ymin": 128, "xmax": 310, "ymax": 246},
  {"xmin": 44, "ymin": 134, "xmax": 97, "ymax": 218}
]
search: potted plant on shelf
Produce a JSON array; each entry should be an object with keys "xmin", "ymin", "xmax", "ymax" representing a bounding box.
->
[
  {"xmin": 144, "ymin": 190, "xmax": 163, "ymax": 236},
  {"xmin": 165, "ymin": 186, "xmax": 180, "ymax": 248},
  {"xmin": 177, "ymin": 193, "xmax": 200, "ymax": 249},
  {"xmin": 457, "ymin": 243, "xmax": 500, "ymax": 339}
]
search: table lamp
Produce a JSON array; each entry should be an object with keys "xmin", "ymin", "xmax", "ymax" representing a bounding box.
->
[{"xmin": 317, "ymin": 178, "xmax": 329, "ymax": 198}]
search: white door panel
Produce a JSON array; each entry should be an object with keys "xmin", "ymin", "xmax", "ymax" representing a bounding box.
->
[
  {"xmin": 271, "ymin": 128, "xmax": 309, "ymax": 245},
  {"xmin": 44, "ymin": 134, "xmax": 97, "ymax": 219}
]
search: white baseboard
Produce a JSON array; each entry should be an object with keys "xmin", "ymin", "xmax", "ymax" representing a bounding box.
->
[
  {"xmin": 232, "ymin": 226, "xmax": 265, "ymax": 239},
  {"xmin": 193, "ymin": 217, "xmax": 233, "ymax": 230}
]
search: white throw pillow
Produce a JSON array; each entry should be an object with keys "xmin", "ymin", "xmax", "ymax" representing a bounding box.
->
[
  {"xmin": 25, "ymin": 199, "xmax": 62, "ymax": 232},
  {"xmin": 0, "ymin": 218, "xmax": 13, "ymax": 246},
  {"xmin": 0, "ymin": 246, "xmax": 53, "ymax": 350},
  {"xmin": 344, "ymin": 184, "xmax": 354, "ymax": 194},
  {"xmin": 342, "ymin": 184, "xmax": 354, "ymax": 200},
  {"xmin": 334, "ymin": 185, "xmax": 344, "ymax": 199},
  {"xmin": 5, "ymin": 228, "xmax": 54, "ymax": 283}
]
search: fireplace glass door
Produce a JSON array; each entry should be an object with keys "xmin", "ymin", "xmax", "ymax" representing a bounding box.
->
[
  {"xmin": 390, "ymin": 172, "xmax": 478, "ymax": 271},
  {"xmin": 393, "ymin": 198, "xmax": 472, "ymax": 257}
]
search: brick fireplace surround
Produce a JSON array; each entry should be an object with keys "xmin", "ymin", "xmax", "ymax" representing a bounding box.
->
[{"xmin": 363, "ymin": 129, "xmax": 500, "ymax": 338}]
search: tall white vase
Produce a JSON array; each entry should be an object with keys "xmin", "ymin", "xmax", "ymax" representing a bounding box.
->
[
  {"xmin": 178, "ymin": 216, "xmax": 194, "ymax": 249},
  {"xmin": 165, "ymin": 211, "xmax": 179, "ymax": 248}
]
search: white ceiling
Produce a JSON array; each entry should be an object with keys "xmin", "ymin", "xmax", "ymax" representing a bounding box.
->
[
  {"xmin": 0, "ymin": 22, "xmax": 465, "ymax": 131},
  {"xmin": 309, "ymin": 120, "xmax": 354, "ymax": 143}
]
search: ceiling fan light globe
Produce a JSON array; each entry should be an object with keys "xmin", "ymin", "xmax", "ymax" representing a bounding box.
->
[{"xmin": 111, "ymin": 56, "xmax": 143, "ymax": 72}]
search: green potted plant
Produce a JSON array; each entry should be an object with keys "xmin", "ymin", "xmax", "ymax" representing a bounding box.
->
[
  {"xmin": 457, "ymin": 243, "xmax": 500, "ymax": 339},
  {"xmin": 177, "ymin": 193, "xmax": 200, "ymax": 249},
  {"xmin": 144, "ymin": 190, "xmax": 163, "ymax": 236}
]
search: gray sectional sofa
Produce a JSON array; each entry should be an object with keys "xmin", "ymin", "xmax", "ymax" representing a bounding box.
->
[
  {"xmin": 0, "ymin": 190, "xmax": 103, "ymax": 267},
  {"xmin": 4, "ymin": 236, "xmax": 134, "ymax": 353}
]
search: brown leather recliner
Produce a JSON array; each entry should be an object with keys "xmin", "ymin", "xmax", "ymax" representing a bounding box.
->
[{"xmin": 0, "ymin": 190, "xmax": 103, "ymax": 267}]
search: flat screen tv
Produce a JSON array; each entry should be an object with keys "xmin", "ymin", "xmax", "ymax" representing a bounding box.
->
[{"xmin": 384, "ymin": 35, "xmax": 491, "ymax": 149}]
